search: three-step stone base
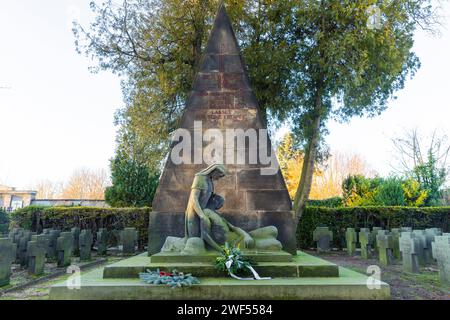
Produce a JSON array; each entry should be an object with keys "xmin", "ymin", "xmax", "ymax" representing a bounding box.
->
[{"xmin": 49, "ymin": 251, "xmax": 390, "ymax": 300}]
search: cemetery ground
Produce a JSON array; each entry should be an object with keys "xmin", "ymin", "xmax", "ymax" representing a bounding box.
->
[
  {"xmin": 1, "ymin": 249, "xmax": 448, "ymax": 300},
  {"xmin": 0, "ymin": 252, "xmax": 128, "ymax": 300},
  {"xmin": 307, "ymin": 250, "xmax": 450, "ymax": 300}
]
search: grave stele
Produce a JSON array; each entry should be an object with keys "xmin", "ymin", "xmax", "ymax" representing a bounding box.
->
[
  {"xmin": 390, "ymin": 228, "xmax": 402, "ymax": 260},
  {"xmin": 27, "ymin": 234, "xmax": 47, "ymax": 275},
  {"xmin": 48, "ymin": 230, "xmax": 61, "ymax": 261},
  {"xmin": 12, "ymin": 230, "xmax": 24, "ymax": 261},
  {"xmin": 121, "ymin": 228, "xmax": 138, "ymax": 255},
  {"xmin": 71, "ymin": 227, "xmax": 81, "ymax": 256},
  {"xmin": 312, "ymin": 227, "xmax": 333, "ymax": 253},
  {"xmin": 18, "ymin": 231, "xmax": 33, "ymax": 267},
  {"xmin": 431, "ymin": 235, "xmax": 450, "ymax": 285},
  {"xmin": 0, "ymin": 238, "xmax": 16, "ymax": 286},
  {"xmin": 359, "ymin": 228, "xmax": 372, "ymax": 259},
  {"xmin": 371, "ymin": 227, "xmax": 382, "ymax": 253},
  {"xmin": 345, "ymin": 228, "xmax": 357, "ymax": 256},
  {"xmin": 425, "ymin": 228, "xmax": 442, "ymax": 262},
  {"xmin": 376, "ymin": 233, "xmax": 394, "ymax": 266},
  {"xmin": 399, "ymin": 232, "xmax": 420, "ymax": 273},
  {"xmin": 57, "ymin": 232, "xmax": 73, "ymax": 268},
  {"xmin": 376, "ymin": 229, "xmax": 389, "ymax": 249},
  {"xmin": 8, "ymin": 227, "xmax": 23, "ymax": 240},
  {"xmin": 79, "ymin": 229, "xmax": 93, "ymax": 261},
  {"xmin": 96, "ymin": 228, "xmax": 108, "ymax": 256},
  {"xmin": 412, "ymin": 230, "xmax": 427, "ymax": 266}
]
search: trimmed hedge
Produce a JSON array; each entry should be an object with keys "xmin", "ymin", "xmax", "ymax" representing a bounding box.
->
[
  {"xmin": 11, "ymin": 206, "xmax": 150, "ymax": 249},
  {"xmin": 11, "ymin": 206, "xmax": 450, "ymax": 250},
  {"xmin": 0, "ymin": 208, "xmax": 10, "ymax": 234},
  {"xmin": 0, "ymin": 223, "xmax": 8, "ymax": 234},
  {"xmin": 306, "ymin": 197, "xmax": 343, "ymax": 208},
  {"xmin": 298, "ymin": 206, "xmax": 450, "ymax": 249},
  {"xmin": 0, "ymin": 208, "xmax": 9, "ymax": 224}
]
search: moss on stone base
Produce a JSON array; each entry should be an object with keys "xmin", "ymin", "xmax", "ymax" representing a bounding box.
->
[
  {"xmin": 50, "ymin": 267, "xmax": 390, "ymax": 300},
  {"xmin": 49, "ymin": 251, "xmax": 390, "ymax": 300},
  {"xmin": 103, "ymin": 251, "xmax": 338, "ymax": 279}
]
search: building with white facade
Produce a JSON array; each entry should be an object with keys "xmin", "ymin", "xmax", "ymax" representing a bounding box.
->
[
  {"xmin": 0, "ymin": 185, "xmax": 37, "ymax": 211},
  {"xmin": 0, "ymin": 185, "xmax": 108, "ymax": 211}
]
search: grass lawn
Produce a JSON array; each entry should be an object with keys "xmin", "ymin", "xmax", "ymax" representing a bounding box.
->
[{"xmin": 307, "ymin": 250, "xmax": 449, "ymax": 300}]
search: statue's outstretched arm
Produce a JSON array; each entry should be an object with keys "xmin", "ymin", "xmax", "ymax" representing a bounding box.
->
[
  {"xmin": 227, "ymin": 222, "xmax": 255, "ymax": 249},
  {"xmin": 201, "ymin": 226, "xmax": 222, "ymax": 251},
  {"xmin": 227, "ymin": 221, "xmax": 245, "ymax": 234}
]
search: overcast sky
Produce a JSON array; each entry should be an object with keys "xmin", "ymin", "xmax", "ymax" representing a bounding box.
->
[{"xmin": 0, "ymin": 1, "xmax": 449, "ymax": 189}]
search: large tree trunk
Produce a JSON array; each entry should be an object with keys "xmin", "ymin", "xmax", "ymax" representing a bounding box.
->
[
  {"xmin": 293, "ymin": 2, "xmax": 326, "ymax": 219},
  {"xmin": 293, "ymin": 93, "xmax": 322, "ymax": 221},
  {"xmin": 192, "ymin": 0, "xmax": 208, "ymax": 71},
  {"xmin": 193, "ymin": 21, "xmax": 204, "ymax": 70}
]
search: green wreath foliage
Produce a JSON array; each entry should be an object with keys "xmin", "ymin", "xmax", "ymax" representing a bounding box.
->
[
  {"xmin": 215, "ymin": 242, "xmax": 253, "ymax": 276},
  {"xmin": 139, "ymin": 269, "xmax": 199, "ymax": 288}
]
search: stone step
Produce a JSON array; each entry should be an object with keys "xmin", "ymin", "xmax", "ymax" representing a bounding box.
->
[
  {"xmin": 50, "ymin": 267, "xmax": 391, "ymax": 300},
  {"xmin": 103, "ymin": 262, "xmax": 339, "ymax": 278},
  {"xmin": 150, "ymin": 250, "xmax": 293, "ymax": 263},
  {"xmin": 102, "ymin": 251, "xmax": 339, "ymax": 279}
]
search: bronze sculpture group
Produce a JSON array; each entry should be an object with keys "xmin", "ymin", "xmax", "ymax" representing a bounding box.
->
[{"xmin": 161, "ymin": 164, "xmax": 282, "ymax": 254}]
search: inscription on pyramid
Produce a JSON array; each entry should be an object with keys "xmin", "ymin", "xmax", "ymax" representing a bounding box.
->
[{"xmin": 149, "ymin": 4, "xmax": 296, "ymax": 255}]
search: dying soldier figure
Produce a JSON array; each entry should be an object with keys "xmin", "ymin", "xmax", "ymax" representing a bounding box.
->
[{"xmin": 161, "ymin": 164, "xmax": 282, "ymax": 254}]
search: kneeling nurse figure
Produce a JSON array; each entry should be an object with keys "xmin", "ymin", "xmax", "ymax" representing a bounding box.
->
[{"xmin": 162, "ymin": 163, "xmax": 282, "ymax": 253}]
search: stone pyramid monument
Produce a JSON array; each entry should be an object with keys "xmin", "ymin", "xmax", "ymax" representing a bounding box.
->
[{"xmin": 149, "ymin": 3, "xmax": 296, "ymax": 255}]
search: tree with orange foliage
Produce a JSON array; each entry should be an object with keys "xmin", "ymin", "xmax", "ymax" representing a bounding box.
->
[
  {"xmin": 33, "ymin": 180, "xmax": 63, "ymax": 199},
  {"xmin": 60, "ymin": 168, "xmax": 109, "ymax": 200},
  {"xmin": 277, "ymin": 133, "xmax": 375, "ymax": 200}
]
